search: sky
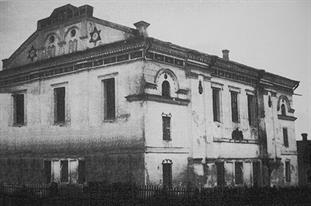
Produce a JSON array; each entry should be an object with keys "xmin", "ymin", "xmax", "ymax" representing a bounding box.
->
[{"xmin": 0, "ymin": 0, "xmax": 310, "ymax": 139}]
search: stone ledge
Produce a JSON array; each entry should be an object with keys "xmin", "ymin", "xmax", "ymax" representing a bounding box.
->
[
  {"xmin": 126, "ymin": 93, "xmax": 190, "ymax": 106},
  {"xmin": 213, "ymin": 137, "xmax": 258, "ymax": 144},
  {"xmin": 277, "ymin": 115, "xmax": 297, "ymax": 121}
]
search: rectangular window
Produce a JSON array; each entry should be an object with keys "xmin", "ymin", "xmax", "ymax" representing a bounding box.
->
[
  {"xmin": 162, "ymin": 163, "xmax": 172, "ymax": 187},
  {"xmin": 235, "ymin": 162, "xmax": 243, "ymax": 185},
  {"xmin": 231, "ymin": 91, "xmax": 239, "ymax": 123},
  {"xmin": 13, "ymin": 94, "xmax": 24, "ymax": 125},
  {"xmin": 252, "ymin": 161, "xmax": 260, "ymax": 187},
  {"xmin": 162, "ymin": 116, "xmax": 171, "ymax": 141},
  {"xmin": 103, "ymin": 78, "xmax": 115, "ymax": 120},
  {"xmin": 78, "ymin": 160, "xmax": 86, "ymax": 184},
  {"xmin": 247, "ymin": 94, "xmax": 256, "ymax": 126},
  {"xmin": 216, "ymin": 162, "xmax": 225, "ymax": 187},
  {"xmin": 54, "ymin": 87, "xmax": 65, "ymax": 123},
  {"xmin": 283, "ymin": 128, "xmax": 289, "ymax": 147},
  {"xmin": 44, "ymin": 160, "xmax": 51, "ymax": 184},
  {"xmin": 49, "ymin": 159, "xmax": 84, "ymax": 183},
  {"xmin": 212, "ymin": 88, "xmax": 221, "ymax": 122},
  {"xmin": 60, "ymin": 160, "xmax": 68, "ymax": 182},
  {"xmin": 285, "ymin": 161, "xmax": 291, "ymax": 182}
]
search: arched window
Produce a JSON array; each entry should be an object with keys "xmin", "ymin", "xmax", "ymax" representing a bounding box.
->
[
  {"xmin": 281, "ymin": 104, "xmax": 286, "ymax": 116},
  {"xmin": 162, "ymin": 81, "xmax": 170, "ymax": 98}
]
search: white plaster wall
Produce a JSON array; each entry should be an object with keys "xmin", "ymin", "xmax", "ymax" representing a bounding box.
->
[
  {"xmin": 0, "ymin": 61, "xmax": 145, "ymax": 151},
  {"xmin": 144, "ymin": 153, "xmax": 188, "ymax": 186}
]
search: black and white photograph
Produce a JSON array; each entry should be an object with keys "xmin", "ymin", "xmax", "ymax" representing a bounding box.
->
[{"xmin": 0, "ymin": 0, "xmax": 310, "ymax": 205}]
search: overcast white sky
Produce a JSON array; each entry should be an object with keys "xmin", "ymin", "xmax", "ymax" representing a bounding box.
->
[{"xmin": 0, "ymin": 0, "xmax": 310, "ymax": 139}]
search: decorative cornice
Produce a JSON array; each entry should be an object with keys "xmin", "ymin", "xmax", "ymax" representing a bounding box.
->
[{"xmin": 125, "ymin": 93, "xmax": 190, "ymax": 106}]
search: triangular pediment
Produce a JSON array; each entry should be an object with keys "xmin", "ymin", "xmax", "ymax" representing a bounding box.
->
[{"xmin": 3, "ymin": 4, "xmax": 137, "ymax": 70}]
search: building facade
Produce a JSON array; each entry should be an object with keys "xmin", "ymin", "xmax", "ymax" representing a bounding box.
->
[
  {"xmin": 297, "ymin": 133, "xmax": 311, "ymax": 186},
  {"xmin": 0, "ymin": 4, "xmax": 299, "ymax": 187}
]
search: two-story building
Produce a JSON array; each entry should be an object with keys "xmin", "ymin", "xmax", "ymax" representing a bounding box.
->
[{"xmin": 0, "ymin": 4, "xmax": 299, "ymax": 187}]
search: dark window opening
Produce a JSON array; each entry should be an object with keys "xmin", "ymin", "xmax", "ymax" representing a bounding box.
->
[
  {"xmin": 13, "ymin": 94, "xmax": 24, "ymax": 125},
  {"xmin": 307, "ymin": 170, "xmax": 311, "ymax": 184},
  {"xmin": 253, "ymin": 161, "xmax": 260, "ymax": 187},
  {"xmin": 162, "ymin": 81, "xmax": 170, "ymax": 98},
  {"xmin": 44, "ymin": 160, "xmax": 51, "ymax": 184},
  {"xmin": 231, "ymin": 91, "xmax": 239, "ymax": 123},
  {"xmin": 212, "ymin": 88, "xmax": 220, "ymax": 122},
  {"xmin": 162, "ymin": 116, "xmax": 171, "ymax": 141},
  {"xmin": 281, "ymin": 104, "xmax": 286, "ymax": 116},
  {"xmin": 54, "ymin": 87, "xmax": 65, "ymax": 124},
  {"xmin": 78, "ymin": 160, "xmax": 86, "ymax": 183},
  {"xmin": 162, "ymin": 163, "xmax": 172, "ymax": 187},
  {"xmin": 235, "ymin": 162, "xmax": 243, "ymax": 185},
  {"xmin": 103, "ymin": 78, "xmax": 115, "ymax": 120},
  {"xmin": 283, "ymin": 128, "xmax": 289, "ymax": 147},
  {"xmin": 247, "ymin": 94, "xmax": 256, "ymax": 126},
  {"xmin": 61, "ymin": 160, "xmax": 68, "ymax": 182},
  {"xmin": 285, "ymin": 161, "xmax": 291, "ymax": 182},
  {"xmin": 216, "ymin": 162, "xmax": 225, "ymax": 187}
]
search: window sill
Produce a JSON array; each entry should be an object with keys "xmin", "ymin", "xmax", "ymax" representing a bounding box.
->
[
  {"xmin": 278, "ymin": 115, "xmax": 297, "ymax": 121},
  {"xmin": 103, "ymin": 119, "xmax": 116, "ymax": 123},
  {"xmin": 54, "ymin": 122, "xmax": 67, "ymax": 127},
  {"xmin": 12, "ymin": 123, "xmax": 26, "ymax": 127}
]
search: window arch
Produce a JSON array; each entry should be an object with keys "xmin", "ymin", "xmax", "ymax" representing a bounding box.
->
[
  {"xmin": 162, "ymin": 81, "xmax": 170, "ymax": 98},
  {"xmin": 281, "ymin": 104, "xmax": 286, "ymax": 116}
]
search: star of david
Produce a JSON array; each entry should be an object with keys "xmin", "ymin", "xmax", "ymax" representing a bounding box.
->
[
  {"xmin": 89, "ymin": 26, "xmax": 101, "ymax": 45},
  {"xmin": 27, "ymin": 45, "xmax": 37, "ymax": 62}
]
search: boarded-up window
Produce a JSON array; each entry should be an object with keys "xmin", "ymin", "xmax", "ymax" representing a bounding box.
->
[
  {"xmin": 283, "ymin": 128, "xmax": 289, "ymax": 147},
  {"xmin": 162, "ymin": 162, "xmax": 172, "ymax": 187},
  {"xmin": 54, "ymin": 87, "xmax": 65, "ymax": 123},
  {"xmin": 78, "ymin": 160, "xmax": 86, "ymax": 184},
  {"xmin": 13, "ymin": 94, "xmax": 24, "ymax": 125},
  {"xmin": 44, "ymin": 160, "xmax": 51, "ymax": 184},
  {"xmin": 162, "ymin": 116, "xmax": 171, "ymax": 141},
  {"xmin": 285, "ymin": 161, "xmax": 291, "ymax": 182},
  {"xmin": 253, "ymin": 161, "xmax": 260, "ymax": 187},
  {"xmin": 216, "ymin": 162, "xmax": 225, "ymax": 187},
  {"xmin": 60, "ymin": 160, "xmax": 68, "ymax": 182},
  {"xmin": 162, "ymin": 81, "xmax": 170, "ymax": 98},
  {"xmin": 235, "ymin": 162, "xmax": 243, "ymax": 185},
  {"xmin": 103, "ymin": 78, "xmax": 115, "ymax": 120},
  {"xmin": 247, "ymin": 94, "xmax": 256, "ymax": 126},
  {"xmin": 231, "ymin": 91, "xmax": 239, "ymax": 123},
  {"xmin": 212, "ymin": 88, "xmax": 220, "ymax": 122}
]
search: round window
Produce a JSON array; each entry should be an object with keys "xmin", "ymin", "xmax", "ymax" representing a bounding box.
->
[
  {"xmin": 49, "ymin": 35, "xmax": 55, "ymax": 44},
  {"xmin": 70, "ymin": 29, "xmax": 76, "ymax": 37}
]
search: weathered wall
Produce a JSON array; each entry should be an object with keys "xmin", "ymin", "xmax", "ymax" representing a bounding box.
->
[{"xmin": 0, "ymin": 60, "xmax": 145, "ymax": 184}]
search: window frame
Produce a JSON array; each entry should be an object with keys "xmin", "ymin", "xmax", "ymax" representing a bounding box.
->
[
  {"xmin": 162, "ymin": 159, "xmax": 172, "ymax": 187},
  {"xmin": 235, "ymin": 162, "xmax": 243, "ymax": 185},
  {"xmin": 212, "ymin": 87, "xmax": 221, "ymax": 122},
  {"xmin": 51, "ymin": 82, "xmax": 69, "ymax": 126},
  {"xmin": 12, "ymin": 91, "xmax": 26, "ymax": 126},
  {"xmin": 99, "ymin": 73, "xmax": 118, "ymax": 122},
  {"xmin": 285, "ymin": 160, "xmax": 291, "ymax": 182},
  {"xmin": 161, "ymin": 80, "xmax": 171, "ymax": 98},
  {"xmin": 162, "ymin": 114, "xmax": 171, "ymax": 141},
  {"xmin": 46, "ymin": 158, "xmax": 85, "ymax": 184},
  {"xmin": 247, "ymin": 94, "xmax": 256, "ymax": 127},
  {"xmin": 283, "ymin": 127, "xmax": 289, "ymax": 147},
  {"xmin": 229, "ymin": 87, "xmax": 240, "ymax": 123}
]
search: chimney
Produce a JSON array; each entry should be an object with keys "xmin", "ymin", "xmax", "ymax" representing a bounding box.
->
[
  {"xmin": 134, "ymin": 21, "xmax": 150, "ymax": 38},
  {"xmin": 222, "ymin": 49, "xmax": 229, "ymax": 61},
  {"xmin": 302, "ymin": 133, "xmax": 308, "ymax": 141}
]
